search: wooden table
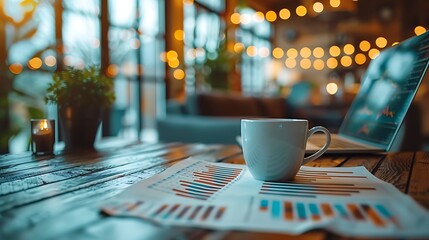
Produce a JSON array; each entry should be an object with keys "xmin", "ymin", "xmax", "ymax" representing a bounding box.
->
[{"xmin": 1, "ymin": 139, "xmax": 428, "ymax": 240}]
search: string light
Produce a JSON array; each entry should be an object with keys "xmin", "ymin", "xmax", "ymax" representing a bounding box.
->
[
  {"xmin": 285, "ymin": 58, "xmax": 297, "ymax": 68},
  {"xmin": 313, "ymin": 59, "xmax": 325, "ymax": 70},
  {"xmin": 343, "ymin": 44, "xmax": 355, "ymax": 55},
  {"xmin": 230, "ymin": 13, "xmax": 241, "ymax": 24},
  {"xmin": 329, "ymin": 46, "xmax": 341, "ymax": 57},
  {"xmin": 246, "ymin": 46, "xmax": 258, "ymax": 57},
  {"xmin": 375, "ymin": 37, "xmax": 387, "ymax": 48},
  {"xmin": 330, "ymin": 0, "xmax": 340, "ymax": 8},
  {"xmin": 9, "ymin": 63, "xmax": 23, "ymax": 74},
  {"xmin": 234, "ymin": 42, "xmax": 244, "ymax": 53},
  {"xmin": 265, "ymin": 11, "xmax": 277, "ymax": 22},
  {"xmin": 300, "ymin": 47, "xmax": 311, "ymax": 58},
  {"xmin": 313, "ymin": 2, "xmax": 324, "ymax": 13},
  {"xmin": 313, "ymin": 47, "xmax": 324, "ymax": 58},
  {"xmin": 254, "ymin": 11, "xmax": 265, "ymax": 22},
  {"xmin": 106, "ymin": 64, "xmax": 119, "ymax": 77},
  {"xmin": 272, "ymin": 47, "xmax": 284, "ymax": 59},
  {"xmin": 326, "ymin": 83, "xmax": 338, "ymax": 95},
  {"xmin": 296, "ymin": 5, "xmax": 307, "ymax": 17},
  {"xmin": 327, "ymin": 58, "xmax": 338, "ymax": 69},
  {"xmin": 167, "ymin": 50, "xmax": 178, "ymax": 61},
  {"xmin": 174, "ymin": 30, "xmax": 185, "ymax": 41},
  {"xmin": 341, "ymin": 56, "xmax": 352, "ymax": 67},
  {"xmin": 287, "ymin": 48, "xmax": 298, "ymax": 58},
  {"xmin": 173, "ymin": 69, "xmax": 185, "ymax": 80},
  {"xmin": 368, "ymin": 49, "xmax": 380, "ymax": 59},
  {"xmin": 160, "ymin": 52, "xmax": 167, "ymax": 62},
  {"xmin": 300, "ymin": 59, "xmax": 311, "ymax": 69},
  {"xmin": 28, "ymin": 57, "xmax": 42, "ymax": 70},
  {"xmin": 414, "ymin": 26, "xmax": 426, "ymax": 36},
  {"xmin": 359, "ymin": 40, "xmax": 371, "ymax": 52},
  {"xmin": 279, "ymin": 8, "xmax": 291, "ymax": 20},
  {"xmin": 355, "ymin": 53, "xmax": 366, "ymax": 65},
  {"xmin": 44, "ymin": 56, "xmax": 57, "ymax": 67}
]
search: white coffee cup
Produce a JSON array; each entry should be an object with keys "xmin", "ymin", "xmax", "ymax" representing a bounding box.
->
[{"xmin": 241, "ymin": 119, "xmax": 331, "ymax": 181}]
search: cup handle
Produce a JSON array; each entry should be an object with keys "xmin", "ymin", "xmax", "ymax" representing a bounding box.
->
[{"xmin": 302, "ymin": 126, "xmax": 331, "ymax": 165}]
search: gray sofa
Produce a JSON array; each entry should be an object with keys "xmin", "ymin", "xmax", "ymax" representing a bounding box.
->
[{"xmin": 157, "ymin": 92, "xmax": 292, "ymax": 144}]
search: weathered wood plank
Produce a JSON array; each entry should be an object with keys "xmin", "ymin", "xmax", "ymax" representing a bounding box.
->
[
  {"xmin": 339, "ymin": 154, "xmax": 385, "ymax": 172},
  {"xmin": 407, "ymin": 152, "xmax": 429, "ymax": 209},
  {"xmin": 0, "ymin": 144, "xmax": 214, "ymax": 211},
  {"xmin": 305, "ymin": 155, "xmax": 349, "ymax": 167},
  {"xmin": 1, "ymin": 145, "xmax": 240, "ymax": 239},
  {"xmin": 372, "ymin": 152, "xmax": 414, "ymax": 193}
]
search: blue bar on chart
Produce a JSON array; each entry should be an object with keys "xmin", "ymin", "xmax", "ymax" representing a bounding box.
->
[
  {"xmin": 254, "ymin": 199, "xmax": 395, "ymax": 229},
  {"xmin": 149, "ymin": 162, "xmax": 243, "ymax": 201}
]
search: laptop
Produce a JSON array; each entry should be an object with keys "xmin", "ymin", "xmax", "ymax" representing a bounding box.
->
[{"xmin": 306, "ymin": 31, "xmax": 429, "ymax": 153}]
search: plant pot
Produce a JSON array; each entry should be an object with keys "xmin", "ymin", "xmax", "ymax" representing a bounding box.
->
[{"xmin": 59, "ymin": 105, "xmax": 102, "ymax": 152}]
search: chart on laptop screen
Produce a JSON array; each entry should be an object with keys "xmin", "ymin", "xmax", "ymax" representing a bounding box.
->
[{"xmin": 340, "ymin": 32, "xmax": 429, "ymax": 147}]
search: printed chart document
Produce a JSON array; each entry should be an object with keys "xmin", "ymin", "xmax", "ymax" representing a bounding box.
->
[{"xmin": 102, "ymin": 158, "xmax": 429, "ymax": 237}]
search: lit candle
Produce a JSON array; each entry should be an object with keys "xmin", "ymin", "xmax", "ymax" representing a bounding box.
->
[{"xmin": 31, "ymin": 119, "xmax": 55, "ymax": 155}]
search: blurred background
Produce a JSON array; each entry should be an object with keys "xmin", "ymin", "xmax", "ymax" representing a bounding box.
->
[{"xmin": 1, "ymin": 0, "xmax": 428, "ymax": 153}]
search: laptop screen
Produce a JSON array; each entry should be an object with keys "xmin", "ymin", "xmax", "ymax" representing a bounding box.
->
[{"xmin": 339, "ymin": 31, "xmax": 429, "ymax": 150}]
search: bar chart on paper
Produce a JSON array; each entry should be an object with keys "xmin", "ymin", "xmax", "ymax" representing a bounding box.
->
[
  {"xmin": 102, "ymin": 200, "xmax": 228, "ymax": 224},
  {"xmin": 103, "ymin": 158, "xmax": 429, "ymax": 237},
  {"xmin": 249, "ymin": 198, "xmax": 400, "ymax": 229},
  {"xmin": 148, "ymin": 161, "xmax": 243, "ymax": 200}
]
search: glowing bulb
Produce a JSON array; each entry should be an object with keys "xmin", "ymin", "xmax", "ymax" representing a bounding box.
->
[
  {"xmin": 341, "ymin": 56, "xmax": 352, "ymax": 67},
  {"xmin": 265, "ymin": 11, "xmax": 277, "ymax": 22},
  {"xmin": 415, "ymin": 26, "xmax": 427, "ymax": 36},
  {"xmin": 168, "ymin": 59, "xmax": 180, "ymax": 68},
  {"xmin": 234, "ymin": 42, "xmax": 244, "ymax": 53},
  {"xmin": 285, "ymin": 58, "xmax": 296, "ymax": 68},
  {"xmin": 28, "ymin": 57, "xmax": 42, "ymax": 70},
  {"xmin": 359, "ymin": 40, "xmax": 371, "ymax": 52},
  {"xmin": 279, "ymin": 8, "xmax": 291, "ymax": 20},
  {"xmin": 167, "ymin": 50, "xmax": 178, "ymax": 60},
  {"xmin": 355, "ymin": 53, "xmax": 366, "ymax": 65},
  {"xmin": 231, "ymin": 13, "xmax": 241, "ymax": 24},
  {"xmin": 313, "ymin": 47, "xmax": 324, "ymax": 58},
  {"xmin": 326, "ymin": 83, "xmax": 338, "ymax": 95},
  {"xmin": 329, "ymin": 46, "xmax": 341, "ymax": 57},
  {"xmin": 343, "ymin": 44, "xmax": 355, "ymax": 55},
  {"xmin": 300, "ymin": 59, "xmax": 311, "ymax": 69},
  {"xmin": 174, "ymin": 30, "xmax": 185, "ymax": 40},
  {"xmin": 369, "ymin": 49, "xmax": 380, "ymax": 59},
  {"xmin": 173, "ymin": 69, "xmax": 185, "ymax": 80},
  {"xmin": 287, "ymin": 48, "xmax": 298, "ymax": 58},
  {"xmin": 272, "ymin": 48, "xmax": 284, "ymax": 59},
  {"xmin": 300, "ymin": 47, "xmax": 311, "ymax": 58},
  {"xmin": 106, "ymin": 64, "xmax": 119, "ymax": 77},
  {"xmin": 330, "ymin": 0, "xmax": 340, "ymax": 8},
  {"xmin": 44, "ymin": 56, "xmax": 57, "ymax": 67},
  {"xmin": 296, "ymin": 5, "xmax": 307, "ymax": 17},
  {"xmin": 254, "ymin": 11, "xmax": 265, "ymax": 22},
  {"xmin": 313, "ymin": 2, "xmax": 324, "ymax": 13},
  {"xmin": 375, "ymin": 37, "xmax": 387, "ymax": 48},
  {"xmin": 313, "ymin": 59, "xmax": 325, "ymax": 70},
  {"xmin": 327, "ymin": 58, "xmax": 338, "ymax": 69},
  {"xmin": 9, "ymin": 63, "xmax": 23, "ymax": 74},
  {"xmin": 247, "ymin": 46, "xmax": 257, "ymax": 57}
]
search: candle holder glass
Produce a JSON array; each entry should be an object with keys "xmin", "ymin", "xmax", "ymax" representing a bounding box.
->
[{"xmin": 31, "ymin": 119, "xmax": 55, "ymax": 155}]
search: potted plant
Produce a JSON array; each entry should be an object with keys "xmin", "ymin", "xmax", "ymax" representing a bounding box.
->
[{"xmin": 45, "ymin": 65, "xmax": 115, "ymax": 152}]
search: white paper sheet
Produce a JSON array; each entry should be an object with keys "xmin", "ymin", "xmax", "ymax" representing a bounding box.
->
[{"xmin": 102, "ymin": 157, "xmax": 429, "ymax": 237}]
